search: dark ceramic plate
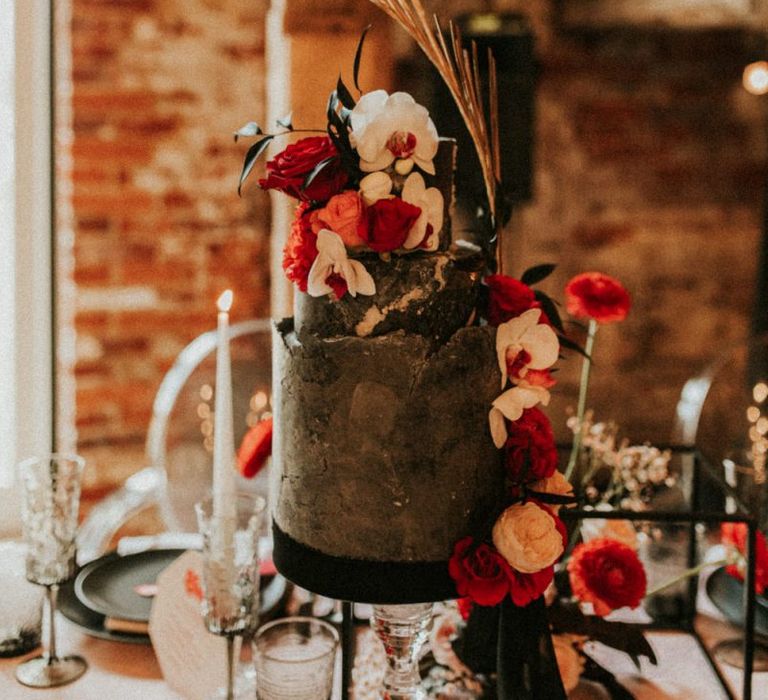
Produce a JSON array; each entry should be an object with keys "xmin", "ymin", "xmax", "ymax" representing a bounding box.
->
[
  {"xmin": 705, "ymin": 566, "xmax": 768, "ymax": 637},
  {"xmin": 74, "ymin": 549, "xmax": 182, "ymax": 622},
  {"xmin": 58, "ymin": 572, "xmax": 153, "ymax": 645},
  {"xmin": 60, "ymin": 549, "xmax": 289, "ymax": 644}
]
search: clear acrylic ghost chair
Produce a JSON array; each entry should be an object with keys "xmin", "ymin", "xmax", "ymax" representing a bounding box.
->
[
  {"xmin": 673, "ymin": 333, "xmax": 768, "ymax": 523},
  {"xmin": 78, "ymin": 319, "xmax": 273, "ymax": 563}
]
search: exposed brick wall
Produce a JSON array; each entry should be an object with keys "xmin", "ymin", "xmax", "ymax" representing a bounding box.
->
[
  {"xmin": 429, "ymin": 1, "xmax": 765, "ymax": 442},
  {"xmin": 70, "ymin": 0, "xmax": 271, "ymax": 483},
  {"xmin": 68, "ymin": 0, "xmax": 767, "ymax": 493},
  {"xmin": 518, "ymin": 25, "xmax": 765, "ymax": 441}
]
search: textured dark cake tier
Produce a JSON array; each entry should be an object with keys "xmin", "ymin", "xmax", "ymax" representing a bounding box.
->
[
  {"xmin": 295, "ymin": 251, "xmax": 482, "ymax": 341},
  {"xmin": 272, "ymin": 321, "xmax": 504, "ymax": 566}
]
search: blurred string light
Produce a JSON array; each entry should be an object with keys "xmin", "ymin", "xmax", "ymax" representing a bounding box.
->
[{"xmin": 743, "ymin": 60, "xmax": 768, "ymax": 95}]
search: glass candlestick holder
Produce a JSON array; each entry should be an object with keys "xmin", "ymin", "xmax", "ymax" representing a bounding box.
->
[{"xmin": 195, "ymin": 493, "xmax": 266, "ymax": 700}]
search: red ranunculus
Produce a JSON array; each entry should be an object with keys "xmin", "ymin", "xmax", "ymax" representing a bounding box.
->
[
  {"xmin": 485, "ymin": 274, "xmax": 543, "ymax": 327},
  {"xmin": 282, "ymin": 203, "xmax": 318, "ymax": 292},
  {"xmin": 358, "ymin": 198, "xmax": 422, "ymax": 252},
  {"xmin": 448, "ymin": 536, "xmax": 512, "ymax": 606},
  {"xmin": 564, "ymin": 272, "xmax": 631, "ymax": 324},
  {"xmin": 505, "ymin": 408, "xmax": 558, "ymax": 483},
  {"xmin": 567, "ymin": 537, "xmax": 647, "ymax": 616},
  {"xmin": 237, "ymin": 416, "xmax": 273, "ymax": 478},
  {"xmin": 259, "ymin": 135, "xmax": 348, "ymax": 203},
  {"xmin": 721, "ymin": 523, "xmax": 768, "ymax": 594}
]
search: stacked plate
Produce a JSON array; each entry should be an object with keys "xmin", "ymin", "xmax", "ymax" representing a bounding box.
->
[
  {"xmin": 59, "ymin": 549, "xmax": 288, "ymax": 644},
  {"xmin": 59, "ymin": 549, "xmax": 186, "ymax": 644}
]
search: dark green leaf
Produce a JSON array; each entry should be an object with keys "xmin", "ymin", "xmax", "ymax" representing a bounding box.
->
[
  {"xmin": 581, "ymin": 658, "xmax": 635, "ymax": 700},
  {"xmin": 237, "ymin": 135, "xmax": 274, "ymax": 196},
  {"xmin": 336, "ymin": 76, "xmax": 356, "ymax": 111},
  {"xmin": 234, "ymin": 121, "xmax": 263, "ymax": 141},
  {"xmin": 353, "ymin": 25, "xmax": 372, "ymax": 93},
  {"xmin": 521, "ymin": 263, "xmax": 556, "ymax": 286},
  {"xmin": 558, "ymin": 333, "xmax": 590, "ymax": 359},
  {"xmin": 276, "ymin": 112, "xmax": 293, "ymax": 130},
  {"xmin": 534, "ymin": 291, "xmax": 565, "ymax": 333},
  {"xmin": 548, "ymin": 602, "xmax": 657, "ymax": 666},
  {"xmin": 301, "ymin": 156, "xmax": 335, "ymax": 193}
]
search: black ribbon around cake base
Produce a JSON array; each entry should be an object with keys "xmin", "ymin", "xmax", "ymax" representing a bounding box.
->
[{"xmin": 272, "ymin": 521, "xmax": 458, "ymax": 604}]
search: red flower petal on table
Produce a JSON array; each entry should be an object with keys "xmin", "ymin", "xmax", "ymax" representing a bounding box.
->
[
  {"xmin": 237, "ymin": 417, "xmax": 273, "ymax": 479},
  {"xmin": 448, "ymin": 537, "xmax": 513, "ymax": 607},
  {"xmin": 485, "ymin": 275, "xmax": 545, "ymax": 327},
  {"xmin": 184, "ymin": 569, "xmax": 204, "ymax": 602},
  {"xmin": 259, "ymin": 135, "xmax": 348, "ymax": 203},
  {"xmin": 567, "ymin": 537, "xmax": 647, "ymax": 616},
  {"xmin": 357, "ymin": 197, "xmax": 422, "ymax": 252},
  {"xmin": 564, "ymin": 272, "xmax": 630, "ymax": 324},
  {"xmin": 504, "ymin": 408, "xmax": 558, "ymax": 483},
  {"xmin": 282, "ymin": 203, "xmax": 318, "ymax": 292},
  {"xmin": 721, "ymin": 522, "xmax": 768, "ymax": 594}
]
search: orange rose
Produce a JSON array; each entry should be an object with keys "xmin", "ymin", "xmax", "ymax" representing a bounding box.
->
[{"xmin": 310, "ymin": 191, "xmax": 367, "ymax": 248}]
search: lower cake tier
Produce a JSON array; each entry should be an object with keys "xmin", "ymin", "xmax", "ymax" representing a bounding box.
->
[{"xmin": 272, "ymin": 319, "xmax": 504, "ymax": 602}]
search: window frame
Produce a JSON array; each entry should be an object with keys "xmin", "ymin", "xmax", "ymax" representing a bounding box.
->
[{"xmin": 0, "ymin": 0, "xmax": 54, "ymax": 535}]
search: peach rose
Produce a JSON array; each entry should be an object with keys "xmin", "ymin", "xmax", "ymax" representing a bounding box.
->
[
  {"xmin": 310, "ymin": 191, "xmax": 366, "ymax": 248},
  {"xmin": 581, "ymin": 517, "xmax": 638, "ymax": 550},
  {"xmin": 492, "ymin": 502, "xmax": 564, "ymax": 573},
  {"xmin": 530, "ymin": 471, "xmax": 574, "ymax": 514}
]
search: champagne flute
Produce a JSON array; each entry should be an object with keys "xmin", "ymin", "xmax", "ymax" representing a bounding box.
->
[
  {"xmin": 195, "ymin": 493, "xmax": 266, "ymax": 700},
  {"xmin": 15, "ymin": 453, "xmax": 88, "ymax": 688}
]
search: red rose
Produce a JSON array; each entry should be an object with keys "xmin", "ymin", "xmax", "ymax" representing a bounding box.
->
[
  {"xmin": 259, "ymin": 135, "xmax": 348, "ymax": 203},
  {"xmin": 721, "ymin": 523, "xmax": 768, "ymax": 594},
  {"xmin": 456, "ymin": 597, "xmax": 474, "ymax": 620},
  {"xmin": 508, "ymin": 564, "xmax": 555, "ymax": 607},
  {"xmin": 237, "ymin": 416, "xmax": 273, "ymax": 478},
  {"xmin": 358, "ymin": 198, "xmax": 422, "ymax": 252},
  {"xmin": 448, "ymin": 536, "xmax": 513, "ymax": 606},
  {"xmin": 564, "ymin": 272, "xmax": 631, "ymax": 324},
  {"xmin": 567, "ymin": 537, "xmax": 647, "ymax": 616},
  {"xmin": 505, "ymin": 408, "xmax": 558, "ymax": 483},
  {"xmin": 485, "ymin": 275, "xmax": 543, "ymax": 327},
  {"xmin": 282, "ymin": 203, "xmax": 318, "ymax": 292}
]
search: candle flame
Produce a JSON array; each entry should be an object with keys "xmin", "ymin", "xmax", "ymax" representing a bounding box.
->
[{"xmin": 217, "ymin": 289, "xmax": 233, "ymax": 312}]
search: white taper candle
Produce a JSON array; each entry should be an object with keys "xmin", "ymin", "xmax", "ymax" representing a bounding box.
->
[{"xmin": 212, "ymin": 290, "xmax": 236, "ymax": 521}]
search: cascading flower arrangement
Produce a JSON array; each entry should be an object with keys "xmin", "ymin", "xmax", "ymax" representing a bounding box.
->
[{"xmin": 237, "ymin": 80, "xmax": 447, "ymax": 301}]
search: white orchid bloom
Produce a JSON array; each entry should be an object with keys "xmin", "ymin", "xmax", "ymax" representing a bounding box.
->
[
  {"xmin": 307, "ymin": 229, "xmax": 376, "ymax": 299},
  {"xmin": 488, "ymin": 385, "xmax": 552, "ymax": 448},
  {"xmin": 350, "ymin": 90, "xmax": 439, "ymax": 174},
  {"xmin": 496, "ymin": 308, "xmax": 559, "ymax": 389},
  {"xmin": 401, "ymin": 172, "xmax": 444, "ymax": 251},
  {"xmin": 359, "ymin": 171, "xmax": 393, "ymax": 206}
]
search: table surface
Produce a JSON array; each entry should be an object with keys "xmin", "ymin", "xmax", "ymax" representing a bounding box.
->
[{"xmin": 0, "ymin": 613, "xmax": 766, "ymax": 700}]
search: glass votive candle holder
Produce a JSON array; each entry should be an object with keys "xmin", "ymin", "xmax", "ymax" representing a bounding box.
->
[
  {"xmin": 254, "ymin": 616, "xmax": 339, "ymax": 700},
  {"xmin": 0, "ymin": 541, "xmax": 45, "ymax": 657}
]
